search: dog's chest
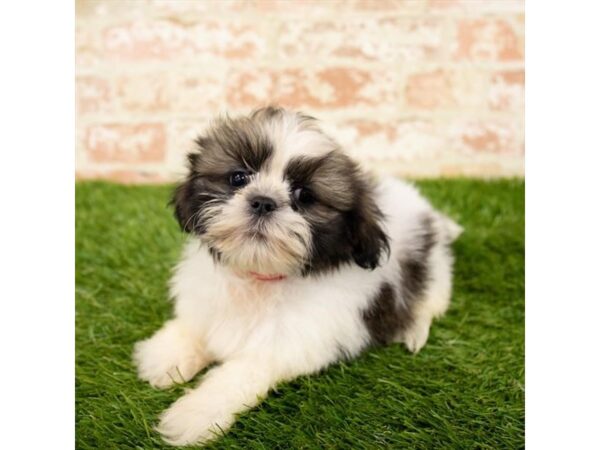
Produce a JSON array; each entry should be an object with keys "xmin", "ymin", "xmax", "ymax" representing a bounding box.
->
[
  {"xmin": 202, "ymin": 282, "xmax": 293, "ymax": 359},
  {"xmin": 200, "ymin": 278, "xmax": 374, "ymax": 364}
]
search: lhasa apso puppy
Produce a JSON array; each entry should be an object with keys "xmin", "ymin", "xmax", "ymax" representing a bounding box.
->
[{"xmin": 133, "ymin": 107, "xmax": 462, "ymax": 446}]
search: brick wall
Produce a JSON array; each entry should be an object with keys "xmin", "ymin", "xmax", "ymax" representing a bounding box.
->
[{"xmin": 76, "ymin": 0, "xmax": 525, "ymax": 183}]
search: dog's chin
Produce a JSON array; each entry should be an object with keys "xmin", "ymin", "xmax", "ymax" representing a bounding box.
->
[
  {"xmin": 210, "ymin": 238, "xmax": 301, "ymax": 276},
  {"xmin": 203, "ymin": 221, "xmax": 311, "ymax": 277}
]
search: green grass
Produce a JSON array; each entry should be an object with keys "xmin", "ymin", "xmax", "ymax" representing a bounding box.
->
[{"xmin": 76, "ymin": 179, "xmax": 524, "ymax": 449}]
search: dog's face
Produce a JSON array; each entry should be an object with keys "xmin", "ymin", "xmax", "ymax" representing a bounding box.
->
[{"xmin": 173, "ymin": 107, "xmax": 389, "ymax": 277}]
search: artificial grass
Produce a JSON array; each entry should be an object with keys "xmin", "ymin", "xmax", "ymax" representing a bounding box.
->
[{"xmin": 75, "ymin": 179, "xmax": 524, "ymax": 449}]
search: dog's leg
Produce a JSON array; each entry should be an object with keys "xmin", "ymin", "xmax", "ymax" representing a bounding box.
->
[
  {"xmin": 401, "ymin": 242, "xmax": 454, "ymax": 353},
  {"xmin": 156, "ymin": 357, "xmax": 291, "ymax": 446},
  {"xmin": 133, "ymin": 319, "xmax": 209, "ymax": 389}
]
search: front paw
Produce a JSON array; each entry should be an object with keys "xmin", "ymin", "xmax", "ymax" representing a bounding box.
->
[
  {"xmin": 133, "ymin": 340, "xmax": 201, "ymax": 389},
  {"xmin": 156, "ymin": 392, "xmax": 234, "ymax": 446},
  {"xmin": 133, "ymin": 322, "xmax": 206, "ymax": 389}
]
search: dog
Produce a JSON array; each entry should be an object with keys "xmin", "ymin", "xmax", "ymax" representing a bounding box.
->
[{"xmin": 133, "ymin": 106, "xmax": 462, "ymax": 446}]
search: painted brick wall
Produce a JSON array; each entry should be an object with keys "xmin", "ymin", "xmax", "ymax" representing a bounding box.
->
[{"xmin": 76, "ymin": 0, "xmax": 525, "ymax": 183}]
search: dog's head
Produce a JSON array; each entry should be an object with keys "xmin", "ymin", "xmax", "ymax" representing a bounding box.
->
[{"xmin": 173, "ymin": 107, "xmax": 389, "ymax": 278}]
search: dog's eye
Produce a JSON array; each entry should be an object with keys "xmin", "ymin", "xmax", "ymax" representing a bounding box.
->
[
  {"xmin": 229, "ymin": 171, "xmax": 250, "ymax": 188},
  {"xmin": 293, "ymin": 187, "xmax": 315, "ymax": 205}
]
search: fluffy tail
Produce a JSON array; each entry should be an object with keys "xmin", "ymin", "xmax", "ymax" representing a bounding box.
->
[{"xmin": 435, "ymin": 212, "xmax": 463, "ymax": 243}]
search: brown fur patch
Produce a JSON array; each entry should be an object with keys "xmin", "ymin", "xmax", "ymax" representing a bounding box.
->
[
  {"xmin": 193, "ymin": 116, "xmax": 274, "ymax": 177},
  {"xmin": 286, "ymin": 151, "xmax": 355, "ymax": 210},
  {"xmin": 172, "ymin": 112, "xmax": 277, "ymax": 232},
  {"xmin": 362, "ymin": 283, "xmax": 404, "ymax": 345},
  {"xmin": 399, "ymin": 214, "xmax": 436, "ymax": 309},
  {"xmin": 285, "ymin": 151, "xmax": 389, "ymax": 274},
  {"xmin": 362, "ymin": 215, "xmax": 437, "ymax": 346}
]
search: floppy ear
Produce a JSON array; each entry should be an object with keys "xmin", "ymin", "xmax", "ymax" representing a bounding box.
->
[
  {"xmin": 347, "ymin": 185, "xmax": 390, "ymax": 270},
  {"xmin": 171, "ymin": 153, "xmax": 199, "ymax": 233}
]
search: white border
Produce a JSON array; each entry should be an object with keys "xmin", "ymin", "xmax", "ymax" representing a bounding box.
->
[
  {"xmin": 0, "ymin": 2, "xmax": 74, "ymax": 448},
  {"xmin": 526, "ymin": 1, "xmax": 600, "ymax": 448}
]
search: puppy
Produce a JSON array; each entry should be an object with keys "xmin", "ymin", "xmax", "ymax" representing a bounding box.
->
[{"xmin": 133, "ymin": 107, "xmax": 462, "ymax": 446}]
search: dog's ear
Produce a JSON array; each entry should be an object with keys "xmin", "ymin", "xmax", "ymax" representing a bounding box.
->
[
  {"xmin": 171, "ymin": 153, "xmax": 199, "ymax": 233},
  {"xmin": 347, "ymin": 184, "xmax": 390, "ymax": 270}
]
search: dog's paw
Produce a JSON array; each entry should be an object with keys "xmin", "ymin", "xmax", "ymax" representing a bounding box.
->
[
  {"xmin": 156, "ymin": 392, "xmax": 234, "ymax": 446},
  {"xmin": 402, "ymin": 319, "xmax": 431, "ymax": 353},
  {"xmin": 133, "ymin": 322, "xmax": 206, "ymax": 389}
]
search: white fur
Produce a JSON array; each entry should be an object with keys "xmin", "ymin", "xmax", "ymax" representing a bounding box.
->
[{"xmin": 134, "ymin": 174, "xmax": 460, "ymax": 446}]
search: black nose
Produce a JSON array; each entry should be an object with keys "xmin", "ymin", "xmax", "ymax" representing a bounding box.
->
[{"xmin": 249, "ymin": 196, "xmax": 277, "ymax": 216}]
